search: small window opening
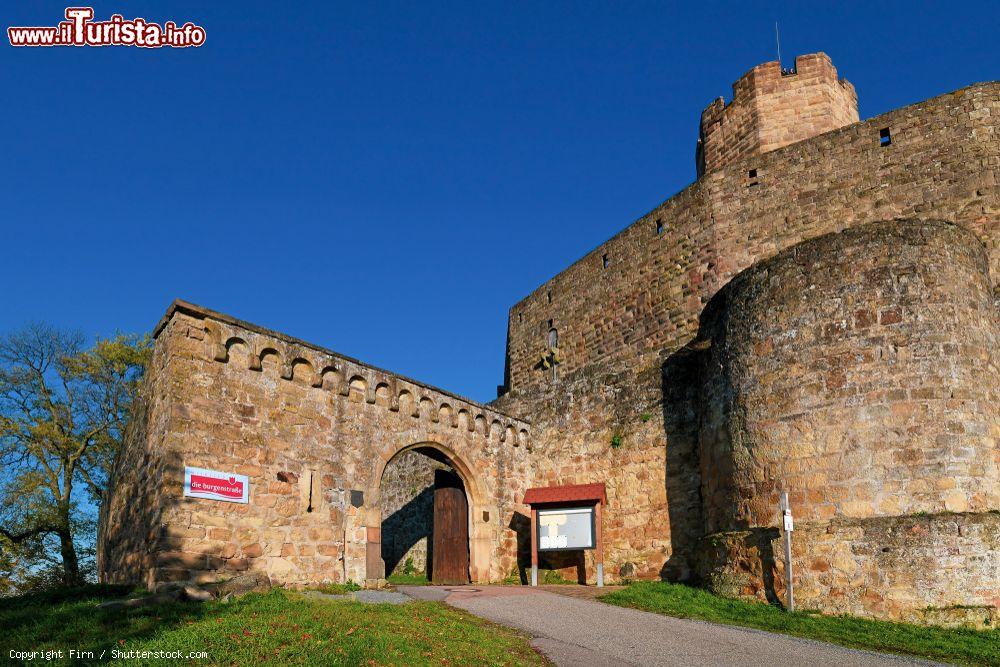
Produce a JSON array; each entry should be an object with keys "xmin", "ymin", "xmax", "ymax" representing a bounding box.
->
[
  {"xmin": 602, "ymin": 253, "xmax": 609, "ymax": 268},
  {"xmin": 306, "ymin": 471, "xmax": 314, "ymax": 513},
  {"xmin": 747, "ymin": 168, "xmax": 759, "ymax": 188},
  {"xmin": 548, "ymin": 328, "xmax": 558, "ymax": 348},
  {"xmin": 548, "ymin": 319, "xmax": 553, "ymax": 328},
  {"xmin": 748, "ymin": 169, "xmax": 757, "ymax": 178},
  {"xmin": 547, "ymin": 291, "xmax": 552, "ymax": 303},
  {"xmin": 879, "ymin": 127, "xmax": 892, "ymax": 147},
  {"xmin": 655, "ymin": 219, "xmax": 664, "ymax": 235}
]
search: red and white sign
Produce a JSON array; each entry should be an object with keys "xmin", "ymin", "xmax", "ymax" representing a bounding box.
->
[{"xmin": 184, "ymin": 466, "xmax": 249, "ymax": 503}]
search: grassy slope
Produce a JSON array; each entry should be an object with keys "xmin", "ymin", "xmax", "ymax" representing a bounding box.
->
[
  {"xmin": 1, "ymin": 585, "xmax": 548, "ymax": 666},
  {"xmin": 602, "ymin": 581, "xmax": 1000, "ymax": 666}
]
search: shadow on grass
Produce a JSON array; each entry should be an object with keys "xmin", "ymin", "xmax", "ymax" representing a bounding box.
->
[
  {"xmin": 1, "ymin": 584, "xmax": 218, "ymax": 662},
  {"xmin": 5, "ymin": 585, "xmax": 551, "ymax": 666}
]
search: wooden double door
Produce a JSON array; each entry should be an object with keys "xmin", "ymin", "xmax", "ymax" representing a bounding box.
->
[{"xmin": 431, "ymin": 469, "xmax": 470, "ymax": 585}]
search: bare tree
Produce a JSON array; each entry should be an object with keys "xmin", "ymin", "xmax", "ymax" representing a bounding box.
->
[{"xmin": 0, "ymin": 323, "xmax": 149, "ymax": 587}]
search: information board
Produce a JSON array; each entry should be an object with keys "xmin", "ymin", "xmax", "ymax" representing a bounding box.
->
[{"xmin": 537, "ymin": 506, "xmax": 595, "ymax": 551}]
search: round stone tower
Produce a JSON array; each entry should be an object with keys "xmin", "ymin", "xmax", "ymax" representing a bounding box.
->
[{"xmin": 696, "ymin": 219, "xmax": 1000, "ymax": 620}]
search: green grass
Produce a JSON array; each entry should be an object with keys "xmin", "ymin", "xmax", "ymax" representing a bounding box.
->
[
  {"xmin": 386, "ymin": 572, "xmax": 431, "ymax": 586},
  {"xmin": 1, "ymin": 584, "xmax": 548, "ymax": 666},
  {"xmin": 305, "ymin": 582, "xmax": 362, "ymax": 595},
  {"xmin": 602, "ymin": 581, "xmax": 1000, "ymax": 666}
]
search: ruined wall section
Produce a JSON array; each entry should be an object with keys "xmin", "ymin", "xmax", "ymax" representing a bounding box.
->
[
  {"xmin": 504, "ymin": 82, "xmax": 1000, "ymax": 399},
  {"xmin": 101, "ymin": 301, "xmax": 533, "ymax": 588},
  {"xmin": 705, "ymin": 82, "xmax": 1000, "ymax": 302}
]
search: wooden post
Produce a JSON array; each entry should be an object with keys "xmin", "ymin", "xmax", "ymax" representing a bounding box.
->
[
  {"xmin": 780, "ymin": 491, "xmax": 794, "ymax": 612},
  {"xmin": 365, "ymin": 526, "xmax": 384, "ymax": 584},
  {"xmin": 530, "ymin": 507, "xmax": 538, "ymax": 586},
  {"xmin": 594, "ymin": 501, "xmax": 604, "ymax": 587}
]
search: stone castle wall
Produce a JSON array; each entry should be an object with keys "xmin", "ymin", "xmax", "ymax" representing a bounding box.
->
[
  {"xmin": 495, "ymin": 68, "xmax": 1000, "ymax": 621},
  {"xmin": 699, "ymin": 220, "xmax": 1000, "ymax": 531},
  {"xmin": 503, "ymin": 81, "xmax": 1000, "ymax": 398},
  {"xmin": 696, "ymin": 511, "xmax": 1000, "ymax": 622},
  {"xmin": 692, "ymin": 220, "xmax": 999, "ymax": 617},
  {"xmin": 697, "ymin": 52, "xmax": 858, "ymax": 176},
  {"xmin": 100, "ymin": 57, "xmax": 1000, "ymax": 624},
  {"xmin": 100, "ymin": 302, "xmax": 533, "ymax": 588},
  {"xmin": 98, "ymin": 327, "xmax": 181, "ymax": 587}
]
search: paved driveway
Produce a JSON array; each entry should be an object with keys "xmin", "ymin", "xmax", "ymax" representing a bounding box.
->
[{"xmin": 398, "ymin": 586, "xmax": 936, "ymax": 667}]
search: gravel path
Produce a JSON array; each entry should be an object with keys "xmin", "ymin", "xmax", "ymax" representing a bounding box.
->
[{"xmin": 398, "ymin": 586, "xmax": 938, "ymax": 667}]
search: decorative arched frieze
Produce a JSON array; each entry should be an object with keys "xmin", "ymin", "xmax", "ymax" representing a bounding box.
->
[
  {"xmin": 200, "ymin": 317, "xmax": 531, "ymax": 449},
  {"xmin": 439, "ymin": 403, "xmax": 455, "ymax": 428},
  {"xmin": 256, "ymin": 347, "xmax": 281, "ymax": 374},
  {"xmin": 458, "ymin": 408, "xmax": 473, "ymax": 432},
  {"xmin": 289, "ymin": 357, "xmax": 316, "ymax": 385},
  {"xmin": 348, "ymin": 375, "xmax": 367, "ymax": 403},
  {"xmin": 374, "ymin": 382, "xmax": 391, "ymax": 407}
]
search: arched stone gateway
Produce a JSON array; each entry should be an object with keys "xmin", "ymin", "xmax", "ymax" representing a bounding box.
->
[
  {"xmin": 99, "ymin": 302, "xmax": 532, "ymax": 589},
  {"xmin": 376, "ymin": 444, "xmax": 482, "ymax": 584}
]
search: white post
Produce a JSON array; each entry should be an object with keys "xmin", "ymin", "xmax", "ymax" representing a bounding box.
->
[
  {"xmin": 780, "ymin": 491, "xmax": 794, "ymax": 612},
  {"xmin": 531, "ymin": 565, "xmax": 538, "ymax": 587},
  {"xmin": 596, "ymin": 563, "xmax": 604, "ymax": 587}
]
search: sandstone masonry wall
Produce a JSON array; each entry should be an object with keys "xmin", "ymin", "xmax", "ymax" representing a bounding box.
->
[
  {"xmin": 697, "ymin": 53, "xmax": 858, "ymax": 176},
  {"xmin": 496, "ymin": 73, "xmax": 1000, "ymax": 616},
  {"xmin": 101, "ymin": 60, "xmax": 1000, "ymax": 624},
  {"xmin": 98, "ymin": 328, "xmax": 180, "ymax": 587},
  {"xmin": 692, "ymin": 220, "xmax": 1000, "ymax": 620},
  {"xmin": 699, "ymin": 220, "xmax": 1000, "ymax": 531},
  {"xmin": 100, "ymin": 302, "xmax": 533, "ymax": 588},
  {"xmin": 504, "ymin": 81, "xmax": 1000, "ymax": 398}
]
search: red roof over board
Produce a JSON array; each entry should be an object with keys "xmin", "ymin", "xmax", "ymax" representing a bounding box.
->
[{"xmin": 523, "ymin": 482, "xmax": 606, "ymax": 506}]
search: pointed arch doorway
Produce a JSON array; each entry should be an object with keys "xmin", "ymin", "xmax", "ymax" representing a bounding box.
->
[{"xmin": 377, "ymin": 444, "xmax": 473, "ymax": 585}]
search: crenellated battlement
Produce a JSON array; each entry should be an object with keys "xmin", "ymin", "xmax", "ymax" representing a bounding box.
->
[
  {"xmin": 157, "ymin": 300, "xmax": 531, "ymax": 447},
  {"xmin": 696, "ymin": 52, "xmax": 858, "ymax": 176}
]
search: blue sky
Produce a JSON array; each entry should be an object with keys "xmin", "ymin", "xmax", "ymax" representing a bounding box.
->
[{"xmin": 2, "ymin": 1, "xmax": 998, "ymax": 403}]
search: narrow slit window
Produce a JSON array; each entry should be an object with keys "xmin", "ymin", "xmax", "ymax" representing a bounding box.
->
[
  {"xmin": 879, "ymin": 128, "xmax": 892, "ymax": 147},
  {"xmin": 547, "ymin": 291, "xmax": 552, "ymax": 303},
  {"xmin": 656, "ymin": 219, "xmax": 664, "ymax": 235},
  {"xmin": 602, "ymin": 253, "xmax": 609, "ymax": 269},
  {"xmin": 306, "ymin": 471, "xmax": 314, "ymax": 513}
]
